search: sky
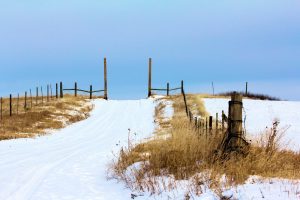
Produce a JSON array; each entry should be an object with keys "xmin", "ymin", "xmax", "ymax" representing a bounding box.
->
[{"xmin": 0, "ymin": 0, "xmax": 299, "ymax": 100}]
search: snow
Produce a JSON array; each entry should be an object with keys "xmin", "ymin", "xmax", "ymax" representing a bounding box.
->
[
  {"xmin": 203, "ymin": 98, "xmax": 300, "ymax": 151},
  {"xmin": 1, "ymin": 98, "xmax": 299, "ymax": 200},
  {"xmin": 0, "ymin": 99, "xmax": 155, "ymax": 200}
]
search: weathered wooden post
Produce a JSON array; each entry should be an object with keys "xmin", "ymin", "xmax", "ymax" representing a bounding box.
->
[
  {"xmin": 222, "ymin": 92, "xmax": 247, "ymax": 153},
  {"xmin": 104, "ymin": 58, "xmax": 108, "ymax": 100},
  {"xmin": 56, "ymin": 83, "xmax": 58, "ymax": 99},
  {"xmin": 60, "ymin": 82, "xmax": 63, "ymax": 98},
  {"xmin": 216, "ymin": 113, "xmax": 219, "ymax": 131},
  {"xmin": 181, "ymin": 80, "xmax": 184, "ymax": 95},
  {"xmin": 222, "ymin": 110, "xmax": 225, "ymax": 131},
  {"xmin": 245, "ymin": 82, "xmax": 248, "ymax": 96},
  {"xmin": 209, "ymin": 116, "xmax": 213, "ymax": 132},
  {"xmin": 90, "ymin": 85, "xmax": 93, "ymax": 99},
  {"xmin": 189, "ymin": 110, "xmax": 192, "ymax": 122},
  {"xmin": 182, "ymin": 88, "xmax": 188, "ymax": 116},
  {"xmin": 9, "ymin": 94, "xmax": 12, "ymax": 116},
  {"xmin": 167, "ymin": 82, "xmax": 169, "ymax": 96},
  {"xmin": 206, "ymin": 117, "xmax": 208, "ymax": 131},
  {"xmin": 24, "ymin": 91, "xmax": 27, "ymax": 110},
  {"xmin": 195, "ymin": 117, "xmax": 198, "ymax": 129},
  {"xmin": 75, "ymin": 82, "xmax": 77, "ymax": 97},
  {"xmin": 41, "ymin": 87, "xmax": 44, "ymax": 104},
  {"xmin": 47, "ymin": 85, "xmax": 49, "ymax": 102},
  {"xmin": 148, "ymin": 58, "xmax": 152, "ymax": 97}
]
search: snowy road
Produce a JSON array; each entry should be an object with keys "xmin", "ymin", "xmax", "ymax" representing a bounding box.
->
[{"xmin": 0, "ymin": 99, "xmax": 156, "ymax": 200}]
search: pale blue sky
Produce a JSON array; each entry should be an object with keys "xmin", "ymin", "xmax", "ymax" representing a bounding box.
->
[{"xmin": 0, "ymin": 0, "xmax": 299, "ymax": 100}]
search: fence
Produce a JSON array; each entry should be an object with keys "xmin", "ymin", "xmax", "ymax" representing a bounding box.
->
[
  {"xmin": 147, "ymin": 58, "xmax": 184, "ymax": 97},
  {"xmin": 0, "ymin": 58, "xmax": 108, "ymax": 121}
]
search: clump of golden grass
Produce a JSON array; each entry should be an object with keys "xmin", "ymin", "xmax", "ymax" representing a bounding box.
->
[
  {"xmin": 0, "ymin": 94, "xmax": 93, "ymax": 140},
  {"xmin": 110, "ymin": 94, "xmax": 300, "ymax": 195}
]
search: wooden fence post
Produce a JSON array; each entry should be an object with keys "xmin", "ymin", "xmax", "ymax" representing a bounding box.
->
[
  {"xmin": 209, "ymin": 116, "xmax": 213, "ymax": 132},
  {"xmin": 10, "ymin": 94, "xmax": 12, "ymax": 116},
  {"xmin": 245, "ymin": 82, "xmax": 248, "ymax": 96},
  {"xmin": 182, "ymin": 88, "xmax": 188, "ymax": 116},
  {"xmin": 228, "ymin": 92, "xmax": 244, "ymax": 146},
  {"xmin": 167, "ymin": 82, "xmax": 169, "ymax": 96},
  {"xmin": 47, "ymin": 85, "xmax": 49, "ymax": 102},
  {"xmin": 148, "ymin": 58, "xmax": 152, "ymax": 97},
  {"xmin": 41, "ymin": 87, "xmax": 44, "ymax": 104},
  {"xmin": 75, "ymin": 82, "xmax": 77, "ymax": 97},
  {"xmin": 104, "ymin": 58, "xmax": 108, "ymax": 100},
  {"xmin": 216, "ymin": 113, "xmax": 218, "ymax": 131},
  {"xmin": 24, "ymin": 91, "xmax": 27, "ymax": 110},
  {"xmin": 36, "ymin": 87, "xmax": 39, "ymax": 105},
  {"xmin": 195, "ymin": 117, "xmax": 198, "ymax": 129},
  {"xmin": 60, "ymin": 82, "xmax": 63, "ymax": 98},
  {"xmin": 189, "ymin": 110, "xmax": 192, "ymax": 122},
  {"xmin": 222, "ymin": 92, "xmax": 247, "ymax": 153},
  {"xmin": 181, "ymin": 80, "xmax": 184, "ymax": 95},
  {"xmin": 56, "ymin": 83, "xmax": 58, "ymax": 99},
  {"xmin": 222, "ymin": 110, "xmax": 225, "ymax": 131},
  {"xmin": 90, "ymin": 85, "xmax": 93, "ymax": 99}
]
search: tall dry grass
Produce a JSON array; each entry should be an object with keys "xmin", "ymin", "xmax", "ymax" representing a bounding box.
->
[
  {"xmin": 109, "ymin": 94, "xmax": 300, "ymax": 195},
  {"xmin": 0, "ymin": 94, "xmax": 93, "ymax": 140}
]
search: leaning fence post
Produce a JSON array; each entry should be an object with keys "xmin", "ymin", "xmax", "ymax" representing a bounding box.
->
[
  {"xmin": 167, "ymin": 82, "xmax": 169, "ymax": 96},
  {"xmin": 181, "ymin": 80, "xmax": 184, "ymax": 95},
  {"xmin": 182, "ymin": 88, "xmax": 188, "ymax": 116},
  {"xmin": 75, "ymin": 82, "xmax": 77, "ymax": 97},
  {"xmin": 90, "ymin": 85, "xmax": 93, "ymax": 99},
  {"xmin": 10, "ymin": 94, "xmax": 12, "ymax": 116},
  {"xmin": 104, "ymin": 58, "xmax": 108, "ymax": 100},
  {"xmin": 60, "ymin": 82, "xmax": 63, "ymax": 98},
  {"xmin": 148, "ymin": 58, "xmax": 152, "ymax": 97}
]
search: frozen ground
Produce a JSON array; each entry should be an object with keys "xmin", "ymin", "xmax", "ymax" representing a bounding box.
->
[
  {"xmin": 203, "ymin": 98, "xmax": 300, "ymax": 151},
  {"xmin": 0, "ymin": 98, "xmax": 299, "ymax": 200}
]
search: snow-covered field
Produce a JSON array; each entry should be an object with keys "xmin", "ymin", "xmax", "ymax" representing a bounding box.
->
[
  {"xmin": 203, "ymin": 98, "xmax": 300, "ymax": 151},
  {"xmin": 0, "ymin": 98, "xmax": 299, "ymax": 200}
]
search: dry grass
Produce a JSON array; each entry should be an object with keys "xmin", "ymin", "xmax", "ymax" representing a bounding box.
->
[
  {"xmin": 0, "ymin": 94, "xmax": 93, "ymax": 140},
  {"xmin": 109, "ymin": 94, "xmax": 300, "ymax": 195}
]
